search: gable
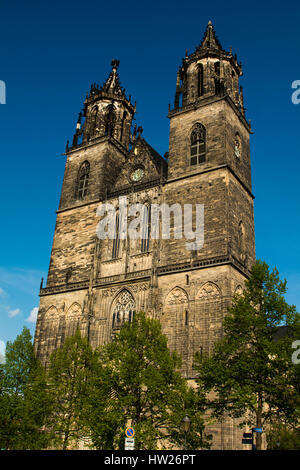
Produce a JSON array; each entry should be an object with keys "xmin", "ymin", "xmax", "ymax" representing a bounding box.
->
[{"xmin": 108, "ymin": 136, "xmax": 167, "ymax": 195}]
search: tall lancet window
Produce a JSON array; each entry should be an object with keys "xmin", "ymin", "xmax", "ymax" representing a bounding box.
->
[
  {"xmin": 190, "ymin": 123, "xmax": 206, "ymax": 165},
  {"xmin": 77, "ymin": 161, "xmax": 90, "ymax": 200},
  {"xmin": 90, "ymin": 105, "xmax": 98, "ymax": 136},
  {"xmin": 214, "ymin": 61, "xmax": 221, "ymax": 95},
  {"xmin": 197, "ymin": 64, "xmax": 204, "ymax": 97},
  {"xmin": 141, "ymin": 204, "xmax": 151, "ymax": 253},
  {"xmin": 238, "ymin": 221, "xmax": 246, "ymax": 259},
  {"xmin": 120, "ymin": 110, "xmax": 127, "ymax": 143},
  {"xmin": 112, "ymin": 211, "xmax": 120, "ymax": 259},
  {"xmin": 104, "ymin": 105, "xmax": 116, "ymax": 137}
]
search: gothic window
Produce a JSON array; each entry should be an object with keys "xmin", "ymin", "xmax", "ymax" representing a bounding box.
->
[
  {"xmin": 76, "ymin": 161, "xmax": 90, "ymax": 200},
  {"xmin": 238, "ymin": 221, "xmax": 245, "ymax": 254},
  {"xmin": 104, "ymin": 105, "xmax": 116, "ymax": 137},
  {"xmin": 185, "ymin": 310, "xmax": 189, "ymax": 326},
  {"xmin": 112, "ymin": 290, "xmax": 135, "ymax": 330},
  {"xmin": 90, "ymin": 105, "xmax": 98, "ymax": 136},
  {"xmin": 141, "ymin": 204, "xmax": 151, "ymax": 253},
  {"xmin": 214, "ymin": 61, "xmax": 221, "ymax": 95},
  {"xmin": 190, "ymin": 123, "xmax": 206, "ymax": 165},
  {"xmin": 66, "ymin": 302, "xmax": 82, "ymax": 338},
  {"xmin": 112, "ymin": 212, "xmax": 120, "ymax": 259},
  {"xmin": 120, "ymin": 110, "xmax": 127, "ymax": 142},
  {"xmin": 234, "ymin": 133, "xmax": 242, "ymax": 159},
  {"xmin": 197, "ymin": 64, "xmax": 204, "ymax": 97}
]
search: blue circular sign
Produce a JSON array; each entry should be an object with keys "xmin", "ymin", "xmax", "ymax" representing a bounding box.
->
[{"xmin": 125, "ymin": 427, "xmax": 135, "ymax": 438}]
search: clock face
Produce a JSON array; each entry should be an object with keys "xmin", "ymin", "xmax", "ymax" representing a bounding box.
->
[{"xmin": 131, "ymin": 167, "xmax": 144, "ymax": 182}]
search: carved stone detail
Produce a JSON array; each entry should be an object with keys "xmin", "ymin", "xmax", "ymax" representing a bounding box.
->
[
  {"xmin": 165, "ymin": 287, "xmax": 188, "ymax": 305},
  {"xmin": 197, "ymin": 282, "xmax": 221, "ymax": 299}
]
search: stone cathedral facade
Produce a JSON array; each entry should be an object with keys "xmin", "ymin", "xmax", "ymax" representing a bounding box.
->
[{"xmin": 34, "ymin": 22, "xmax": 256, "ymax": 449}]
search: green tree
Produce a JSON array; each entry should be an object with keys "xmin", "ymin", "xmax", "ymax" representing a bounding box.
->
[
  {"xmin": 0, "ymin": 327, "xmax": 51, "ymax": 449},
  {"xmin": 267, "ymin": 422, "xmax": 300, "ymax": 450},
  {"xmin": 86, "ymin": 312, "xmax": 210, "ymax": 450},
  {"xmin": 194, "ymin": 260, "xmax": 300, "ymax": 450},
  {"xmin": 47, "ymin": 329, "xmax": 98, "ymax": 449}
]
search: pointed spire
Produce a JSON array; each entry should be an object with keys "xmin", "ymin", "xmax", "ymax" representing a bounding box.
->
[
  {"xmin": 197, "ymin": 20, "xmax": 224, "ymax": 53},
  {"xmin": 102, "ymin": 59, "xmax": 125, "ymax": 98}
]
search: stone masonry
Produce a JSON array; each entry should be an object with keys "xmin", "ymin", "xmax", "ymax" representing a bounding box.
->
[{"xmin": 34, "ymin": 22, "xmax": 256, "ymax": 450}]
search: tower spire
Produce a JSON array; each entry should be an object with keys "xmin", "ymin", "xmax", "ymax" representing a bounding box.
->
[
  {"xmin": 68, "ymin": 60, "xmax": 136, "ymax": 151},
  {"xmin": 196, "ymin": 20, "xmax": 224, "ymax": 53},
  {"xmin": 102, "ymin": 59, "xmax": 125, "ymax": 98}
]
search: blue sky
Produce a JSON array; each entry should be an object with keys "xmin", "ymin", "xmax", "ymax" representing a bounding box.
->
[{"xmin": 0, "ymin": 0, "xmax": 299, "ymax": 352}]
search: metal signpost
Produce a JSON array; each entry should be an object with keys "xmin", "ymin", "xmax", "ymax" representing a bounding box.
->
[{"xmin": 242, "ymin": 428, "xmax": 263, "ymax": 450}]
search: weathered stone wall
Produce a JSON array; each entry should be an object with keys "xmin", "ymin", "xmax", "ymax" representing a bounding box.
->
[
  {"xmin": 59, "ymin": 138, "xmax": 126, "ymax": 210},
  {"xmin": 34, "ymin": 41, "xmax": 256, "ymax": 448},
  {"xmin": 168, "ymin": 99, "xmax": 227, "ymax": 180}
]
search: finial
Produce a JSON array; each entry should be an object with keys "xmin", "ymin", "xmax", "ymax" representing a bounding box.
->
[
  {"xmin": 66, "ymin": 140, "xmax": 69, "ymax": 152},
  {"xmin": 111, "ymin": 59, "xmax": 120, "ymax": 69},
  {"xmin": 185, "ymin": 49, "xmax": 188, "ymax": 58},
  {"xmin": 76, "ymin": 112, "xmax": 82, "ymax": 130},
  {"xmin": 208, "ymin": 20, "xmax": 213, "ymax": 26},
  {"xmin": 137, "ymin": 126, "xmax": 143, "ymax": 137}
]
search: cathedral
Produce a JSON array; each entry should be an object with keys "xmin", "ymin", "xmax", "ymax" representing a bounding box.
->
[{"xmin": 34, "ymin": 21, "xmax": 256, "ymax": 449}]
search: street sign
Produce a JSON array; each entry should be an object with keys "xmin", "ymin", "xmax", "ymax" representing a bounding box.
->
[
  {"xmin": 242, "ymin": 438, "xmax": 253, "ymax": 445},
  {"xmin": 243, "ymin": 433, "xmax": 252, "ymax": 438},
  {"xmin": 252, "ymin": 427, "xmax": 263, "ymax": 433},
  {"xmin": 125, "ymin": 437, "xmax": 135, "ymax": 450},
  {"xmin": 125, "ymin": 427, "xmax": 135, "ymax": 438}
]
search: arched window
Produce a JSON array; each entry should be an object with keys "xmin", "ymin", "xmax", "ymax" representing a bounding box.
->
[
  {"xmin": 141, "ymin": 204, "xmax": 151, "ymax": 253},
  {"xmin": 112, "ymin": 211, "xmax": 120, "ymax": 259},
  {"xmin": 214, "ymin": 61, "xmax": 221, "ymax": 95},
  {"xmin": 238, "ymin": 221, "xmax": 245, "ymax": 254},
  {"xmin": 197, "ymin": 64, "xmax": 204, "ymax": 97},
  {"xmin": 77, "ymin": 161, "xmax": 90, "ymax": 200},
  {"xmin": 112, "ymin": 290, "xmax": 135, "ymax": 331},
  {"xmin": 190, "ymin": 123, "xmax": 206, "ymax": 165},
  {"xmin": 120, "ymin": 110, "xmax": 127, "ymax": 142},
  {"xmin": 185, "ymin": 310, "xmax": 189, "ymax": 326},
  {"xmin": 104, "ymin": 105, "xmax": 116, "ymax": 137},
  {"xmin": 234, "ymin": 133, "xmax": 242, "ymax": 159},
  {"xmin": 90, "ymin": 105, "xmax": 98, "ymax": 136}
]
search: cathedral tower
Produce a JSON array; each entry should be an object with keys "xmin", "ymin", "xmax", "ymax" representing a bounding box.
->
[{"xmin": 34, "ymin": 22, "xmax": 256, "ymax": 449}]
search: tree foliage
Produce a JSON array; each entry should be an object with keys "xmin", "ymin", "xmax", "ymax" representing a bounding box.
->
[
  {"xmin": 84, "ymin": 312, "xmax": 211, "ymax": 450},
  {"xmin": 194, "ymin": 260, "xmax": 300, "ymax": 450},
  {"xmin": 0, "ymin": 327, "xmax": 51, "ymax": 449},
  {"xmin": 46, "ymin": 329, "xmax": 97, "ymax": 449},
  {"xmin": 267, "ymin": 422, "xmax": 300, "ymax": 450}
]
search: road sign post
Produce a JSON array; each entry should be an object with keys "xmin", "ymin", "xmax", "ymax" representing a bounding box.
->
[
  {"xmin": 242, "ymin": 428, "xmax": 263, "ymax": 450},
  {"xmin": 125, "ymin": 437, "xmax": 135, "ymax": 450},
  {"xmin": 125, "ymin": 427, "xmax": 135, "ymax": 450},
  {"xmin": 242, "ymin": 431, "xmax": 254, "ymax": 449}
]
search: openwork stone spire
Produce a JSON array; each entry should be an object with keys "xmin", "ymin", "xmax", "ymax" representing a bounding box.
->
[
  {"xmin": 102, "ymin": 59, "xmax": 126, "ymax": 98},
  {"xmin": 69, "ymin": 60, "xmax": 136, "ymax": 151},
  {"xmin": 196, "ymin": 20, "xmax": 224, "ymax": 53}
]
